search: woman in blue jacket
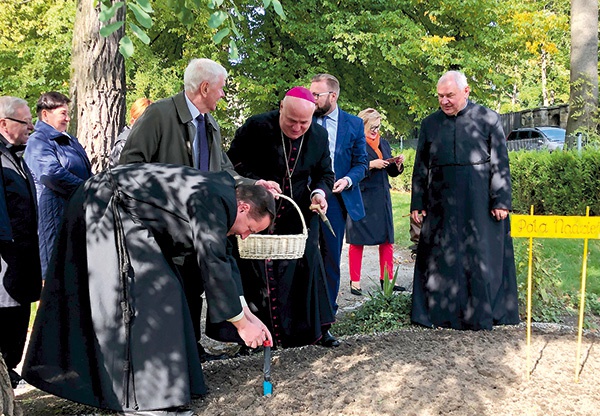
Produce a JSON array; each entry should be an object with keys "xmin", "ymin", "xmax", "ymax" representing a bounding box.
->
[
  {"xmin": 24, "ymin": 92, "xmax": 92, "ymax": 280},
  {"xmin": 346, "ymin": 108, "xmax": 405, "ymax": 295}
]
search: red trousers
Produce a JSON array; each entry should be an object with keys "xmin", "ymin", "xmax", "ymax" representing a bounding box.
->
[{"xmin": 349, "ymin": 242, "xmax": 394, "ymax": 283}]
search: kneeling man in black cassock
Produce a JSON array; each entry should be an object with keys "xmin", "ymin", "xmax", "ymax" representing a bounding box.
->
[{"xmin": 23, "ymin": 164, "xmax": 275, "ymax": 416}]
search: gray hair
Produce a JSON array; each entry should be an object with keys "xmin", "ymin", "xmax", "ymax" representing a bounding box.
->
[
  {"xmin": 183, "ymin": 58, "xmax": 228, "ymax": 92},
  {"xmin": 438, "ymin": 71, "xmax": 469, "ymax": 90},
  {"xmin": 0, "ymin": 96, "xmax": 29, "ymax": 118},
  {"xmin": 311, "ymin": 73, "xmax": 341, "ymax": 95}
]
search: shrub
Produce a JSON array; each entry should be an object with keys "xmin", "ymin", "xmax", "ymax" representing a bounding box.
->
[
  {"xmin": 514, "ymin": 238, "xmax": 575, "ymax": 323},
  {"xmin": 510, "ymin": 149, "xmax": 600, "ymax": 215},
  {"xmin": 389, "ymin": 147, "xmax": 415, "ymax": 192}
]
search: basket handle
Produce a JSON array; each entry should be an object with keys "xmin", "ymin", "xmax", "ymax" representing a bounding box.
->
[{"xmin": 275, "ymin": 194, "xmax": 308, "ymax": 235}]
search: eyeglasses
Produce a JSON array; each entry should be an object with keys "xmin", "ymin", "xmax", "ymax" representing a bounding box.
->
[
  {"xmin": 312, "ymin": 91, "xmax": 334, "ymax": 99},
  {"xmin": 5, "ymin": 117, "xmax": 33, "ymax": 126},
  {"xmin": 369, "ymin": 124, "xmax": 381, "ymax": 132}
]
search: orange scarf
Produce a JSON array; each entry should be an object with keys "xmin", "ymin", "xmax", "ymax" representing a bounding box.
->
[{"xmin": 366, "ymin": 132, "xmax": 383, "ymax": 159}]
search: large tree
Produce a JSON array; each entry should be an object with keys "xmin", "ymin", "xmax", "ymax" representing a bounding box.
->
[
  {"xmin": 566, "ymin": 0, "xmax": 599, "ymax": 137},
  {"xmin": 70, "ymin": 0, "xmax": 126, "ymax": 172}
]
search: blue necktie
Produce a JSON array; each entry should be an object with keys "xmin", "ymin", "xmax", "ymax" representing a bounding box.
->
[
  {"xmin": 321, "ymin": 116, "xmax": 328, "ymax": 130},
  {"xmin": 195, "ymin": 114, "xmax": 209, "ymax": 171}
]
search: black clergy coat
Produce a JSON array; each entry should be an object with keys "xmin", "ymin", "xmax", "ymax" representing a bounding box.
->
[
  {"xmin": 410, "ymin": 102, "xmax": 519, "ymax": 330},
  {"xmin": 346, "ymin": 138, "xmax": 403, "ymax": 246},
  {"xmin": 23, "ymin": 165, "xmax": 244, "ymax": 412},
  {"xmin": 226, "ymin": 110, "xmax": 335, "ymax": 348}
]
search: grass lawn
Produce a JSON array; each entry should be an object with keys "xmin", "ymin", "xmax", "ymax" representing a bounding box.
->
[
  {"xmin": 392, "ymin": 191, "xmax": 600, "ymax": 297},
  {"xmin": 391, "ymin": 191, "xmax": 412, "ymax": 248},
  {"xmin": 536, "ymin": 238, "xmax": 600, "ymax": 296}
]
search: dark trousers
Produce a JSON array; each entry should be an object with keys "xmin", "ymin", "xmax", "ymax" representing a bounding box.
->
[
  {"xmin": 178, "ymin": 257, "xmax": 204, "ymax": 346},
  {"xmin": 319, "ymin": 194, "xmax": 347, "ymax": 315},
  {"xmin": 0, "ymin": 304, "xmax": 30, "ymax": 370}
]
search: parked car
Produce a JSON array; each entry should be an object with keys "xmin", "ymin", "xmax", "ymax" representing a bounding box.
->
[{"xmin": 506, "ymin": 127, "xmax": 565, "ymax": 152}]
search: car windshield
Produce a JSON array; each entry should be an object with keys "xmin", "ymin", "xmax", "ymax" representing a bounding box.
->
[{"xmin": 539, "ymin": 128, "xmax": 565, "ymax": 142}]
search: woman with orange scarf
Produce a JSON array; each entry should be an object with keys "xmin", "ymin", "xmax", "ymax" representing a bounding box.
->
[{"xmin": 346, "ymin": 108, "xmax": 405, "ymax": 295}]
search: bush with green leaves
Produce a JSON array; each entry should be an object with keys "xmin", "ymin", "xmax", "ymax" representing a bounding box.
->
[
  {"xmin": 514, "ymin": 239, "xmax": 570, "ymax": 323},
  {"xmin": 510, "ymin": 149, "xmax": 600, "ymax": 216},
  {"xmin": 333, "ymin": 268, "xmax": 412, "ymax": 336},
  {"xmin": 388, "ymin": 147, "xmax": 415, "ymax": 192}
]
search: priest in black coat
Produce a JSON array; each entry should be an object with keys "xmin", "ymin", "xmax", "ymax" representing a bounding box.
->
[
  {"xmin": 23, "ymin": 165, "xmax": 274, "ymax": 414},
  {"xmin": 227, "ymin": 87, "xmax": 336, "ymax": 348},
  {"xmin": 410, "ymin": 71, "xmax": 519, "ymax": 331}
]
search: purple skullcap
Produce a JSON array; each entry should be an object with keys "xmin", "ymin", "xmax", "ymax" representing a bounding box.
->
[{"xmin": 285, "ymin": 86, "xmax": 316, "ymax": 103}]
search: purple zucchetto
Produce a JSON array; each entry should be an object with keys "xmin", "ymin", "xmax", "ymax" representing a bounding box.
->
[{"xmin": 285, "ymin": 86, "xmax": 316, "ymax": 103}]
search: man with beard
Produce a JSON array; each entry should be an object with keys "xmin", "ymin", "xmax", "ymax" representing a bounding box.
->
[
  {"xmin": 226, "ymin": 87, "xmax": 336, "ymax": 349},
  {"xmin": 410, "ymin": 70, "xmax": 519, "ymax": 330},
  {"xmin": 309, "ymin": 74, "xmax": 369, "ymax": 345}
]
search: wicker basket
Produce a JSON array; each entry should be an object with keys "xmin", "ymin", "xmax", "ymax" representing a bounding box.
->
[{"xmin": 237, "ymin": 194, "xmax": 307, "ymax": 260}]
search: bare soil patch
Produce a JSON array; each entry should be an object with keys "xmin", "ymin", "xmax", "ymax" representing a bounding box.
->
[{"xmin": 14, "ymin": 247, "xmax": 600, "ymax": 415}]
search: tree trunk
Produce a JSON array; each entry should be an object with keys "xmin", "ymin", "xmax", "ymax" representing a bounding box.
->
[
  {"xmin": 541, "ymin": 49, "xmax": 548, "ymax": 107},
  {"xmin": 566, "ymin": 0, "xmax": 599, "ymax": 138},
  {"xmin": 0, "ymin": 355, "xmax": 22, "ymax": 416},
  {"xmin": 70, "ymin": 0, "xmax": 126, "ymax": 172}
]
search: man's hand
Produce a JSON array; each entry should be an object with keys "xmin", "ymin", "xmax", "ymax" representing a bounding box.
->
[
  {"xmin": 255, "ymin": 179, "xmax": 282, "ymax": 195},
  {"xmin": 243, "ymin": 306, "xmax": 272, "ymax": 343},
  {"xmin": 411, "ymin": 209, "xmax": 427, "ymax": 225},
  {"xmin": 332, "ymin": 178, "xmax": 349, "ymax": 193},
  {"xmin": 491, "ymin": 208, "xmax": 509, "ymax": 221},
  {"xmin": 310, "ymin": 192, "xmax": 328, "ymax": 213},
  {"xmin": 232, "ymin": 315, "xmax": 268, "ymax": 348}
]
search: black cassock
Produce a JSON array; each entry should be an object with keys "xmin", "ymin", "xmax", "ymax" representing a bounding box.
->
[
  {"xmin": 410, "ymin": 102, "xmax": 520, "ymax": 330},
  {"xmin": 23, "ymin": 165, "xmax": 244, "ymax": 412},
  {"xmin": 226, "ymin": 110, "xmax": 335, "ymax": 348}
]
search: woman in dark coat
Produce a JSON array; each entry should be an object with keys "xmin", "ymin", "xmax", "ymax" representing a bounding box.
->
[
  {"xmin": 24, "ymin": 92, "xmax": 92, "ymax": 280},
  {"xmin": 346, "ymin": 108, "xmax": 405, "ymax": 295}
]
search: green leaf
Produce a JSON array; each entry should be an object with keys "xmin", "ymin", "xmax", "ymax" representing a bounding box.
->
[
  {"xmin": 118, "ymin": 35, "xmax": 134, "ymax": 58},
  {"xmin": 271, "ymin": 0, "xmax": 286, "ymax": 19},
  {"xmin": 128, "ymin": 2, "xmax": 153, "ymax": 29},
  {"xmin": 263, "ymin": 0, "xmax": 272, "ymax": 8},
  {"xmin": 213, "ymin": 27, "xmax": 230, "ymax": 44},
  {"xmin": 229, "ymin": 39, "xmax": 239, "ymax": 61},
  {"xmin": 208, "ymin": 11, "xmax": 227, "ymax": 29},
  {"xmin": 99, "ymin": 1, "xmax": 124, "ymax": 23},
  {"xmin": 128, "ymin": 22, "xmax": 151, "ymax": 44},
  {"xmin": 99, "ymin": 21, "xmax": 124, "ymax": 37},
  {"xmin": 213, "ymin": 0, "xmax": 225, "ymax": 6},
  {"xmin": 135, "ymin": 0, "xmax": 153, "ymax": 14}
]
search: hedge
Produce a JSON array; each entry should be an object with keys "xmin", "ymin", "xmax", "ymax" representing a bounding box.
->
[{"xmin": 389, "ymin": 147, "xmax": 600, "ymax": 216}]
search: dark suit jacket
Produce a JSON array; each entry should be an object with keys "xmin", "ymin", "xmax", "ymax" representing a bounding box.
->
[
  {"xmin": 0, "ymin": 137, "xmax": 42, "ymax": 306},
  {"xmin": 119, "ymin": 91, "xmax": 252, "ymax": 185},
  {"xmin": 329, "ymin": 108, "xmax": 368, "ymax": 221}
]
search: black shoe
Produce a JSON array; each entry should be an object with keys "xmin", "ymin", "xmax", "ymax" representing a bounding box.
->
[
  {"xmin": 236, "ymin": 344, "xmax": 262, "ymax": 357},
  {"xmin": 8, "ymin": 369, "xmax": 21, "ymax": 389},
  {"xmin": 198, "ymin": 344, "xmax": 228, "ymax": 363},
  {"xmin": 380, "ymin": 280, "xmax": 406, "ymax": 292},
  {"xmin": 127, "ymin": 407, "xmax": 194, "ymax": 416},
  {"xmin": 319, "ymin": 331, "xmax": 340, "ymax": 348},
  {"xmin": 350, "ymin": 283, "xmax": 362, "ymax": 296}
]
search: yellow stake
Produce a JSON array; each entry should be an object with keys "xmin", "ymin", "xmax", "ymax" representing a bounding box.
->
[
  {"xmin": 526, "ymin": 205, "xmax": 534, "ymax": 380},
  {"xmin": 575, "ymin": 206, "xmax": 590, "ymax": 382}
]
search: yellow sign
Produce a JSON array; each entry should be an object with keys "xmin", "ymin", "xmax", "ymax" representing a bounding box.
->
[{"xmin": 511, "ymin": 214, "xmax": 600, "ymax": 239}]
